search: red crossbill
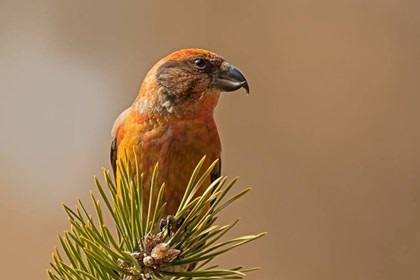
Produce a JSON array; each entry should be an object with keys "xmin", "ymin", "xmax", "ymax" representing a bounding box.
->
[{"xmin": 111, "ymin": 49, "xmax": 249, "ymax": 215}]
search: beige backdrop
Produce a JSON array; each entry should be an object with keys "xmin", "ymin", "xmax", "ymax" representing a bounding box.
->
[{"xmin": 1, "ymin": 0, "xmax": 420, "ymax": 279}]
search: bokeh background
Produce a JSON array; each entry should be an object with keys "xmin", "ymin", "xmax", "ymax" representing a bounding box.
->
[{"xmin": 1, "ymin": 0, "xmax": 420, "ymax": 279}]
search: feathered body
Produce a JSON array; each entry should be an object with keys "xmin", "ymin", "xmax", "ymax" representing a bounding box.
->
[{"xmin": 111, "ymin": 49, "xmax": 248, "ymax": 215}]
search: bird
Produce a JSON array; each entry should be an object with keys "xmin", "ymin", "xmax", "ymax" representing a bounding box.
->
[{"xmin": 111, "ymin": 48, "xmax": 249, "ymax": 216}]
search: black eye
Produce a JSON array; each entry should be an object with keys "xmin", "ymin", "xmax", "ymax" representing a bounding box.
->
[{"xmin": 193, "ymin": 58, "xmax": 207, "ymax": 69}]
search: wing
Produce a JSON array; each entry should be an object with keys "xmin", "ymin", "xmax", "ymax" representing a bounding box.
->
[
  {"xmin": 110, "ymin": 108, "xmax": 131, "ymax": 177},
  {"xmin": 110, "ymin": 137, "xmax": 118, "ymax": 177},
  {"xmin": 210, "ymin": 158, "xmax": 221, "ymax": 183}
]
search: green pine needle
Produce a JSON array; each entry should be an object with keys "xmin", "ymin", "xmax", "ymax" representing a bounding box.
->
[{"xmin": 48, "ymin": 157, "xmax": 266, "ymax": 280}]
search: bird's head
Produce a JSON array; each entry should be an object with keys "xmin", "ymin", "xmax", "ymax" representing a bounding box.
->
[{"xmin": 135, "ymin": 49, "xmax": 249, "ymax": 118}]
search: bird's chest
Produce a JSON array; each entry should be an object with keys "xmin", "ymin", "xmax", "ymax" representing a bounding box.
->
[
  {"xmin": 137, "ymin": 119, "xmax": 220, "ymax": 213},
  {"xmin": 136, "ymin": 118, "xmax": 220, "ymax": 177},
  {"xmin": 153, "ymin": 120, "xmax": 219, "ymax": 164},
  {"xmin": 117, "ymin": 116, "xmax": 221, "ymax": 214}
]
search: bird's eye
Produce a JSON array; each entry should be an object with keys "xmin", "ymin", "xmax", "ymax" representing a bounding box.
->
[{"xmin": 193, "ymin": 58, "xmax": 207, "ymax": 69}]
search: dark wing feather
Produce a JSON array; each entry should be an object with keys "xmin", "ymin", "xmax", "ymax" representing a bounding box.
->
[
  {"xmin": 110, "ymin": 137, "xmax": 118, "ymax": 178},
  {"xmin": 110, "ymin": 108, "xmax": 131, "ymax": 179},
  {"xmin": 210, "ymin": 158, "xmax": 222, "ymax": 183}
]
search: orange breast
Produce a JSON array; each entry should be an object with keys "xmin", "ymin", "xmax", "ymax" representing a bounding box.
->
[{"xmin": 117, "ymin": 113, "xmax": 221, "ymax": 215}]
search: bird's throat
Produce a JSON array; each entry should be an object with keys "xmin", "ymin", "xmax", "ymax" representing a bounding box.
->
[{"xmin": 136, "ymin": 89, "xmax": 220, "ymax": 120}]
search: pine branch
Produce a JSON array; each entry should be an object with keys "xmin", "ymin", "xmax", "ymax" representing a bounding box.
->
[{"xmin": 48, "ymin": 157, "xmax": 266, "ymax": 280}]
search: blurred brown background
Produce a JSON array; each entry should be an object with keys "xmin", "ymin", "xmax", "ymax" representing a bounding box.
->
[{"xmin": 1, "ymin": 0, "xmax": 420, "ymax": 279}]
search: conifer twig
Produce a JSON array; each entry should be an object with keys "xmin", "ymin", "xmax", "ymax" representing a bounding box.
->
[{"xmin": 48, "ymin": 157, "xmax": 266, "ymax": 280}]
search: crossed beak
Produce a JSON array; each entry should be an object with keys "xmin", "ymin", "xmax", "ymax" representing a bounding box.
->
[{"xmin": 211, "ymin": 63, "xmax": 250, "ymax": 94}]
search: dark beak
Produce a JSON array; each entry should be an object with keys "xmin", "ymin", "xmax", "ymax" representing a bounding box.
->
[{"xmin": 211, "ymin": 65, "xmax": 250, "ymax": 94}]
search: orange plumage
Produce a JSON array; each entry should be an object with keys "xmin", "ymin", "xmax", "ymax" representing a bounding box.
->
[{"xmin": 111, "ymin": 49, "xmax": 249, "ymax": 215}]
